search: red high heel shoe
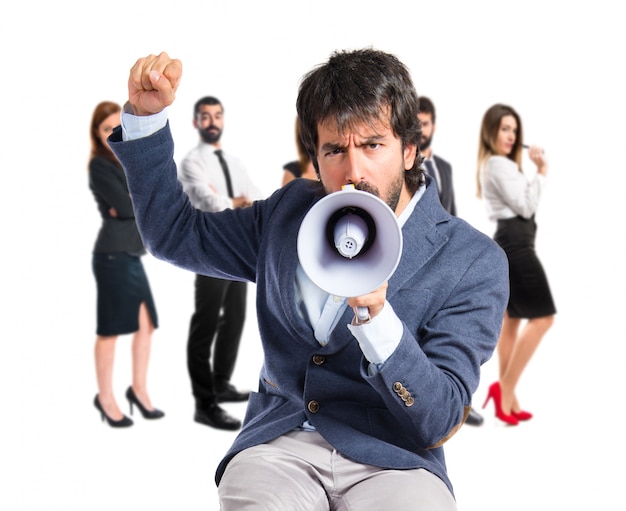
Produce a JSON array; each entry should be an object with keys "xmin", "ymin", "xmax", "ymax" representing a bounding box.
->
[
  {"xmin": 511, "ymin": 410, "xmax": 533, "ymax": 421},
  {"xmin": 482, "ymin": 382, "xmax": 518, "ymax": 426}
]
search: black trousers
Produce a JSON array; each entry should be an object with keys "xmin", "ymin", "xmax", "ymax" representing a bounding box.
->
[{"xmin": 187, "ymin": 274, "xmax": 247, "ymax": 408}]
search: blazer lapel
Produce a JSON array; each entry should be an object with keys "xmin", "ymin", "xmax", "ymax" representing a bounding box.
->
[{"xmin": 387, "ymin": 185, "xmax": 450, "ymax": 299}]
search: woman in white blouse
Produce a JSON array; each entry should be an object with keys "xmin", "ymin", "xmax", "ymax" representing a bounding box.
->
[{"xmin": 476, "ymin": 104, "xmax": 556, "ymax": 426}]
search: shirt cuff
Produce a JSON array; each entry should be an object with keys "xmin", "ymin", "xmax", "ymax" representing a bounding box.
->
[
  {"xmin": 347, "ymin": 301, "xmax": 403, "ymax": 364},
  {"xmin": 121, "ymin": 109, "xmax": 168, "ymax": 141}
]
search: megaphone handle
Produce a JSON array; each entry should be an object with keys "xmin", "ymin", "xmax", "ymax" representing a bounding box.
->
[{"xmin": 356, "ymin": 306, "xmax": 370, "ymax": 323}]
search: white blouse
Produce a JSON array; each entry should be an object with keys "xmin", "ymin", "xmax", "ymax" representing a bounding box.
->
[{"xmin": 480, "ymin": 155, "xmax": 546, "ymax": 221}]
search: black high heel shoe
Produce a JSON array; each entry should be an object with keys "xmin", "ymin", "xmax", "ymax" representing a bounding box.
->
[
  {"xmin": 126, "ymin": 386, "xmax": 165, "ymax": 419},
  {"xmin": 94, "ymin": 395, "xmax": 133, "ymax": 428}
]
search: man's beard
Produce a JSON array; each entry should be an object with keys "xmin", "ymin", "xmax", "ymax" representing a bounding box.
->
[
  {"xmin": 199, "ymin": 126, "xmax": 222, "ymax": 144},
  {"xmin": 419, "ymin": 133, "xmax": 432, "ymax": 152}
]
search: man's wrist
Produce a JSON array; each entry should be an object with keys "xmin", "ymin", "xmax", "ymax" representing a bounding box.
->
[{"xmin": 120, "ymin": 108, "xmax": 168, "ymax": 141}]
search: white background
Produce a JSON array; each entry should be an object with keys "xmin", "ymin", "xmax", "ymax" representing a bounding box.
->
[{"xmin": 2, "ymin": 1, "xmax": 625, "ymax": 509}]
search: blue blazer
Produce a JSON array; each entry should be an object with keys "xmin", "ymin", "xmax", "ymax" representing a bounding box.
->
[{"xmin": 110, "ymin": 124, "xmax": 508, "ymax": 494}]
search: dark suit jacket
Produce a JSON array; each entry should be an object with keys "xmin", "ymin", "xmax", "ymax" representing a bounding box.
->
[
  {"xmin": 433, "ymin": 154, "xmax": 457, "ymax": 216},
  {"xmin": 110, "ymin": 123, "xmax": 508, "ymax": 495},
  {"xmin": 89, "ymin": 156, "xmax": 145, "ymax": 254}
]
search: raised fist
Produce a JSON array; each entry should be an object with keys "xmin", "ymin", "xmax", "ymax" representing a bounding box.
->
[{"xmin": 127, "ymin": 52, "xmax": 182, "ymax": 116}]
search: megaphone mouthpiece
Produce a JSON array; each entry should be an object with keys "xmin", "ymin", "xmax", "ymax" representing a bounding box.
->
[
  {"xmin": 329, "ymin": 206, "xmax": 375, "ymax": 259},
  {"xmin": 334, "ymin": 213, "xmax": 369, "ymax": 258}
]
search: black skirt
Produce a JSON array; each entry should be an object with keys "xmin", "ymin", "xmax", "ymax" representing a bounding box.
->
[
  {"xmin": 494, "ymin": 216, "xmax": 556, "ymax": 319},
  {"xmin": 92, "ymin": 252, "xmax": 159, "ymax": 336}
]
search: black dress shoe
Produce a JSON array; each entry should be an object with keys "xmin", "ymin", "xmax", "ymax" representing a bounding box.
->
[
  {"xmin": 194, "ymin": 405, "xmax": 241, "ymax": 430},
  {"xmin": 216, "ymin": 382, "xmax": 250, "ymax": 403},
  {"xmin": 465, "ymin": 406, "xmax": 484, "ymax": 426}
]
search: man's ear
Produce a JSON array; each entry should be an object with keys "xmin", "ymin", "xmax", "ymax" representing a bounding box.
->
[{"xmin": 404, "ymin": 144, "xmax": 418, "ymax": 170}]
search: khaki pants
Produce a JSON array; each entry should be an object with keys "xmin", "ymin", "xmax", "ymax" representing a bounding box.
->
[{"xmin": 218, "ymin": 430, "xmax": 457, "ymax": 511}]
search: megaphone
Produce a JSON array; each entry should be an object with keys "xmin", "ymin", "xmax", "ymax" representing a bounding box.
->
[{"xmin": 297, "ymin": 185, "xmax": 403, "ymax": 320}]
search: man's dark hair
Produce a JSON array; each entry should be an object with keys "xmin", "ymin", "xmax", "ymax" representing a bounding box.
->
[
  {"xmin": 194, "ymin": 96, "xmax": 222, "ymax": 116},
  {"xmin": 418, "ymin": 96, "xmax": 436, "ymax": 124},
  {"xmin": 296, "ymin": 48, "xmax": 424, "ymax": 193}
]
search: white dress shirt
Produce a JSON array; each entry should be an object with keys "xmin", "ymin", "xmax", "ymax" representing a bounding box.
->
[{"xmin": 179, "ymin": 142, "xmax": 264, "ymax": 212}]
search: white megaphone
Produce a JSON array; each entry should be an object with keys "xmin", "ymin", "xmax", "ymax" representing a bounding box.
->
[{"xmin": 297, "ymin": 184, "xmax": 403, "ymax": 321}]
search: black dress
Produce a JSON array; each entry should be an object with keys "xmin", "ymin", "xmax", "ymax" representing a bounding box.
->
[
  {"xmin": 283, "ymin": 160, "xmax": 303, "ymax": 179},
  {"xmin": 494, "ymin": 215, "xmax": 556, "ymax": 319},
  {"xmin": 89, "ymin": 156, "xmax": 158, "ymax": 336}
]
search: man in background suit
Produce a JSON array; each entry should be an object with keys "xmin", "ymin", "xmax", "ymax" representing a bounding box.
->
[
  {"xmin": 418, "ymin": 96, "xmax": 483, "ymax": 426},
  {"xmin": 178, "ymin": 96, "xmax": 264, "ymax": 430},
  {"xmin": 418, "ymin": 96, "xmax": 456, "ymax": 215}
]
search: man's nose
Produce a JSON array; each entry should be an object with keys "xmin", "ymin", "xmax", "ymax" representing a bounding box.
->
[{"xmin": 344, "ymin": 148, "xmax": 364, "ymax": 183}]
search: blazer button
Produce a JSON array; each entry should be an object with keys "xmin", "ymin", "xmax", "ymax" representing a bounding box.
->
[
  {"xmin": 393, "ymin": 382, "xmax": 403, "ymax": 392},
  {"xmin": 312, "ymin": 355, "xmax": 325, "ymax": 365},
  {"xmin": 307, "ymin": 400, "xmax": 320, "ymax": 413}
]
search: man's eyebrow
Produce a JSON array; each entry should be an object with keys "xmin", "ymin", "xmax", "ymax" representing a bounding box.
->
[
  {"xmin": 361, "ymin": 134, "xmax": 385, "ymax": 143},
  {"xmin": 320, "ymin": 141, "xmax": 343, "ymax": 152},
  {"xmin": 320, "ymin": 132, "xmax": 388, "ymax": 153}
]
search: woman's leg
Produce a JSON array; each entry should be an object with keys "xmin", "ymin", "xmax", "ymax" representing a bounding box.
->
[
  {"xmin": 500, "ymin": 314, "xmax": 554, "ymax": 413},
  {"xmin": 130, "ymin": 302, "xmax": 156, "ymax": 409},
  {"xmin": 95, "ymin": 335, "xmax": 123, "ymax": 419},
  {"xmin": 497, "ymin": 313, "xmax": 520, "ymax": 377}
]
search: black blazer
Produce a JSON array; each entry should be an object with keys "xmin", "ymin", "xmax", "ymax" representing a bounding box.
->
[
  {"xmin": 433, "ymin": 155, "xmax": 457, "ymax": 216},
  {"xmin": 89, "ymin": 156, "xmax": 145, "ymax": 254}
]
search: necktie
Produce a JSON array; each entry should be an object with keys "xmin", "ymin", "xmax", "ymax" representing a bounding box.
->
[
  {"xmin": 214, "ymin": 149, "xmax": 234, "ymax": 198},
  {"xmin": 423, "ymin": 159, "xmax": 439, "ymax": 193}
]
